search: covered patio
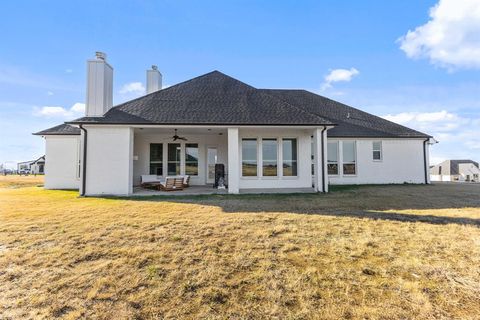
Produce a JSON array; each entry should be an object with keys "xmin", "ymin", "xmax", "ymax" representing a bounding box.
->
[
  {"xmin": 130, "ymin": 125, "xmax": 327, "ymax": 195},
  {"xmin": 133, "ymin": 126, "xmax": 228, "ymax": 188},
  {"xmin": 81, "ymin": 124, "xmax": 328, "ymax": 196}
]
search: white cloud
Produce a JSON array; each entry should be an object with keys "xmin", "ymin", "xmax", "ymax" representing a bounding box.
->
[
  {"xmin": 382, "ymin": 110, "xmax": 480, "ymax": 164},
  {"xmin": 70, "ymin": 102, "xmax": 85, "ymax": 113},
  {"xmin": 119, "ymin": 82, "xmax": 145, "ymax": 95},
  {"xmin": 47, "ymin": 91, "xmax": 54, "ymax": 96},
  {"xmin": 321, "ymin": 68, "xmax": 359, "ymax": 91},
  {"xmin": 398, "ymin": 0, "xmax": 480, "ymax": 69},
  {"xmin": 65, "ymin": 69, "xmax": 73, "ymax": 73},
  {"xmin": 382, "ymin": 110, "xmax": 465, "ymax": 132},
  {"xmin": 33, "ymin": 102, "xmax": 85, "ymax": 119}
]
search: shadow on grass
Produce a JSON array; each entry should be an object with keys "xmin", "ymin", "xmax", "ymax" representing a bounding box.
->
[
  {"xmin": 104, "ymin": 184, "xmax": 480, "ymax": 227},
  {"xmin": 308, "ymin": 209, "xmax": 480, "ymax": 226}
]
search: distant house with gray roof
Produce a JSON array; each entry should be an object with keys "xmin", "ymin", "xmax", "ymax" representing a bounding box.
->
[{"xmin": 430, "ymin": 160, "xmax": 479, "ymax": 182}]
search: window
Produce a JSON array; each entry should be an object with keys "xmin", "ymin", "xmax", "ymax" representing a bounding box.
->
[
  {"xmin": 262, "ymin": 139, "xmax": 278, "ymax": 176},
  {"xmin": 185, "ymin": 144, "xmax": 199, "ymax": 176},
  {"xmin": 372, "ymin": 141, "xmax": 382, "ymax": 161},
  {"xmin": 343, "ymin": 141, "xmax": 356, "ymax": 175},
  {"xmin": 150, "ymin": 143, "xmax": 163, "ymax": 175},
  {"xmin": 77, "ymin": 139, "xmax": 81, "ymax": 179},
  {"xmin": 282, "ymin": 138, "xmax": 297, "ymax": 176},
  {"xmin": 242, "ymin": 139, "xmax": 257, "ymax": 176},
  {"xmin": 327, "ymin": 142, "xmax": 339, "ymax": 175},
  {"xmin": 167, "ymin": 143, "xmax": 181, "ymax": 175},
  {"xmin": 311, "ymin": 138, "xmax": 315, "ymax": 175},
  {"xmin": 439, "ymin": 166, "xmax": 442, "ymax": 175}
]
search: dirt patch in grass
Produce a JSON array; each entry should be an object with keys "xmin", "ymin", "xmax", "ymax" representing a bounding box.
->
[{"xmin": 0, "ymin": 178, "xmax": 479, "ymax": 319}]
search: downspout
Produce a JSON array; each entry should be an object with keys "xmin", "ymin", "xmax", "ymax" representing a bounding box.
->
[
  {"xmin": 423, "ymin": 138, "xmax": 429, "ymax": 185},
  {"xmin": 79, "ymin": 125, "xmax": 87, "ymax": 196},
  {"xmin": 321, "ymin": 127, "xmax": 327, "ymax": 192}
]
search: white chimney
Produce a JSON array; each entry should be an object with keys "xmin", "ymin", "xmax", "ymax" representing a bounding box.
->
[
  {"xmin": 85, "ymin": 52, "xmax": 113, "ymax": 117},
  {"xmin": 146, "ymin": 65, "xmax": 162, "ymax": 94}
]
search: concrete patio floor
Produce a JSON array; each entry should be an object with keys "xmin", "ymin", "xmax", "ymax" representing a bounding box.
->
[
  {"xmin": 132, "ymin": 185, "xmax": 316, "ymax": 196},
  {"xmin": 133, "ymin": 185, "xmax": 227, "ymax": 196}
]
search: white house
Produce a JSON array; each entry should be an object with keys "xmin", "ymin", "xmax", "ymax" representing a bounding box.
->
[
  {"xmin": 430, "ymin": 160, "xmax": 479, "ymax": 182},
  {"xmin": 34, "ymin": 53, "xmax": 433, "ymax": 196},
  {"xmin": 17, "ymin": 156, "xmax": 45, "ymax": 174}
]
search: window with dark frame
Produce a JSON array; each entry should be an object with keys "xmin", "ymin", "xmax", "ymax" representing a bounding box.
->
[
  {"xmin": 282, "ymin": 138, "xmax": 297, "ymax": 176},
  {"xmin": 185, "ymin": 143, "xmax": 199, "ymax": 176},
  {"xmin": 372, "ymin": 141, "xmax": 382, "ymax": 161},
  {"xmin": 167, "ymin": 143, "xmax": 181, "ymax": 175},
  {"xmin": 149, "ymin": 143, "xmax": 163, "ymax": 175},
  {"xmin": 242, "ymin": 139, "xmax": 258, "ymax": 176},
  {"xmin": 262, "ymin": 139, "xmax": 278, "ymax": 176},
  {"xmin": 327, "ymin": 142, "xmax": 339, "ymax": 175},
  {"xmin": 343, "ymin": 141, "xmax": 356, "ymax": 175}
]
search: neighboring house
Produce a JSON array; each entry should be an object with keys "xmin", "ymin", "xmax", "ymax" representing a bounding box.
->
[
  {"xmin": 430, "ymin": 160, "xmax": 480, "ymax": 182},
  {"xmin": 17, "ymin": 156, "xmax": 45, "ymax": 174},
  {"xmin": 30, "ymin": 155, "xmax": 45, "ymax": 174},
  {"xmin": 17, "ymin": 161, "xmax": 33, "ymax": 173},
  {"xmin": 34, "ymin": 52, "xmax": 433, "ymax": 196}
]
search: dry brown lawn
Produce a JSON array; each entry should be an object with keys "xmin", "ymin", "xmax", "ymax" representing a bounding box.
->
[
  {"xmin": 0, "ymin": 176, "xmax": 479, "ymax": 319},
  {"xmin": 0, "ymin": 175, "xmax": 44, "ymax": 188}
]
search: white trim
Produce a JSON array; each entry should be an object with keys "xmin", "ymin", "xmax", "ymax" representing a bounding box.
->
[{"xmin": 239, "ymin": 135, "xmax": 300, "ymax": 181}]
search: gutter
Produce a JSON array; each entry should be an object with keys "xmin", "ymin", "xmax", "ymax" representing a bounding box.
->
[
  {"xmin": 65, "ymin": 122, "xmax": 338, "ymax": 127},
  {"xmin": 79, "ymin": 125, "xmax": 87, "ymax": 196},
  {"xmin": 321, "ymin": 127, "xmax": 327, "ymax": 192},
  {"xmin": 423, "ymin": 138, "xmax": 429, "ymax": 184}
]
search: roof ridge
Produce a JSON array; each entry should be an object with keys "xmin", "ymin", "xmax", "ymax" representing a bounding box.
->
[
  {"xmin": 105, "ymin": 71, "xmax": 334, "ymax": 125},
  {"xmin": 106, "ymin": 70, "xmax": 227, "ymax": 113},
  {"xmin": 259, "ymin": 89, "xmax": 335, "ymax": 126},
  {"xmin": 268, "ymin": 89, "xmax": 430, "ymax": 138}
]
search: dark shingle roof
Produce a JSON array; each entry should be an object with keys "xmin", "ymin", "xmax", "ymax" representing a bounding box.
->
[
  {"xmin": 64, "ymin": 70, "xmax": 430, "ymax": 138},
  {"xmin": 68, "ymin": 71, "xmax": 333, "ymax": 126},
  {"xmin": 33, "ymin": 123, "xmax": 81, "ymax": 136},
  {"xmin": 260, "ymin": 89, "xmax": 430, "ymax": 138}
]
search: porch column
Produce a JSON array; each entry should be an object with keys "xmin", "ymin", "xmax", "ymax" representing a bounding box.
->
[
  {"xmin": 227, "ymin": 127, "xmax": 240, "ymax": 194},
  {"xmin": 313, "ymin": 127, "xmax": 328, "ymax": 192}
]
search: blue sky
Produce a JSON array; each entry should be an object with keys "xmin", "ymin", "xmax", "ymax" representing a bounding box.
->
[{"xmin": 1, "ymin": 0, "xmax": 479, "ymax": 167}]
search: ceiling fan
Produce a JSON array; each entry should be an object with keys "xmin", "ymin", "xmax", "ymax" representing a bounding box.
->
[{"xmin": 172, "ymin": 129, "xmax": 187, "ymax": 141}]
